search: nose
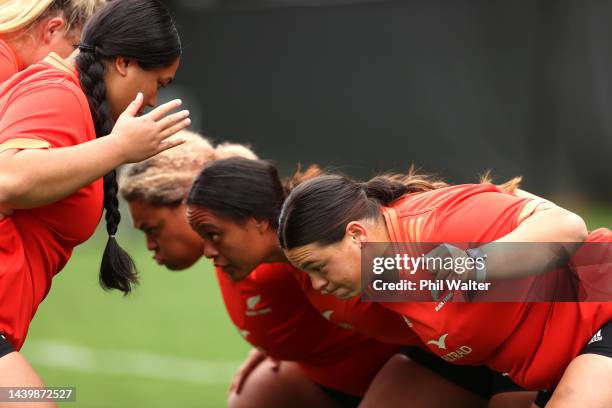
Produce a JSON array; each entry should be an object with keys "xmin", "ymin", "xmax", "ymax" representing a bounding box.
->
[
  {"xmin": 146, "ymin": 235, "xmax": 157, "ymax": 251},
  {"xmin": 147, "ymin": 93, "xmax": 158, "ymax": 108},
  {"xmin": 202, "ymin": 240, "xmax": 219, "ymax": 259},
  {"xmin": 310, "ymin": 274, "xmax": 329, "ymax": 291}
]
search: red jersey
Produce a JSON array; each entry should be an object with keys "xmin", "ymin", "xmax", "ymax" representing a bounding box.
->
[
  {"xmin": 0, "ymin": 39, "xmax": 20, "ymax": 83},
  {"xmin": 216, "ymin": 263, "xmax": 400, "ymax": 396},
  {"xmin": 0, "ymin": 53, "xmax": 104, "ymax": 350},
  {"xmin": 289, "ymin": 265, "xmax": 422, "ymax": 345},
  {"xmin": 379, "ymin": 184, "xmax": 612, "ymax": 390}
]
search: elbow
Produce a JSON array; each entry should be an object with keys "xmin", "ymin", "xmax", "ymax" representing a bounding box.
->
[
  {"xmin": 559, "ymin": 209, "xmax": 588, "ymax": 243},
  {"xmin": 0, "ymin": 172, "xmax": 26, "ymax": 206}
]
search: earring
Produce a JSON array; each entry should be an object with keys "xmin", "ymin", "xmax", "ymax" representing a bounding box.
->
[{"xmin": 353, "ymin": 235, "xmax": 362, "ymax": 249}]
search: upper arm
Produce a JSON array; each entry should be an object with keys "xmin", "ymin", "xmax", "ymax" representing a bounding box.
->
[
  {"xmin": 0, "ymin": 83, "xmax": 88, "ymax": 150},
  {"xmin": 0, "ymin": 84, "xmax": 89, "ymax": 204},
  {"xmin": 514, "ymin": 189, "xmax": 557, "ymax": 224}
]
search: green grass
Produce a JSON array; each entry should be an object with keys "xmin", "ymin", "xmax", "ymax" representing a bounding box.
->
[
  {"xmin": 19, "ymin": 206, "xmax": 611, "ymax": 407},
  {"xmin": 21, "ymin": 228, "xmax": 250, "ymax": 408}
]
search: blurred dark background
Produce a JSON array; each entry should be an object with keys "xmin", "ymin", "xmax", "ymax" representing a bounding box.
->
[{"xmin": 162, "ymin": 0, "xmax": 611, "ymax": 202}]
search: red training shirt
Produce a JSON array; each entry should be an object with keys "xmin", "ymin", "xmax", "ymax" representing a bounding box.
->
[
  {"xmin": 0, "ymin": 53, "xmax": 104, "ymax": 350},
  {"xmin": 379, "ymin": 184, "xmax": 612, "ymax": 390},
  {"xmin": 216, "ymin": 263, "xmax": 400, "ymax": 396}
]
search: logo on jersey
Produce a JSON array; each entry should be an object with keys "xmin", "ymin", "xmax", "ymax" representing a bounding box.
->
[
  {"xmin": 427, "ymin": 333, "xmax": 448, "ymax": 349},
  {"xmin": 434, "ymin": 292, "xmax": 453, "ymax": 312},
  {"xmin": 427, "ymin": 333, "xmax": 472, "ymax": 362},
  {"xmin": 247, "ymin": 295, "xmax": 261, "ymax": 310},
  {"xmin": 245, "ymin": 294, "xmax": 272, "ymax": 316},
  {"xmin": 322, "ymin": 310, "xmax": 334, "ymax": 320},
  {"xmin": 321, "ymin": 310, "xmax": 354, "ymax": 330},
  {"xmin": 441, "ymin": 346, "xmax": 473, "ymax": 362},
  {"xmin": 588, "ymin": 329, "xmax": 603, "ymax": 345},
  {"xmin": 402, "ymin": 316, "xmax": 413, "ymax": 328}
]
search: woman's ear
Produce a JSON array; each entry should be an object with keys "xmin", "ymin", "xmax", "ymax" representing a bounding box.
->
[
  {"xmin": 253, "ymin": 218, "xmax": 272, "ymax": 235},
  {"xmin": 346, "ymin": 221, "xmax": 368, "ymax": 247},
  {"xmin": 113, "ymin": 57, "xmax": 130, "ymax": 77},
  {"xmin": 41, "ymin": 17, "xmax": 67, "ymax": 44}
]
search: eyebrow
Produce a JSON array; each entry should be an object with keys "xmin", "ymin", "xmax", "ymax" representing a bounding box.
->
[
  {"xmin": 300, "ymin": 260, "xmax": 320, "ymax": 271},
  {"xmin": 192, "ymin": 223, "xmax": 220, "ymax": 233}
]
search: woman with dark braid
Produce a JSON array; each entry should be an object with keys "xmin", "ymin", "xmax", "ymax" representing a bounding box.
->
[
  {"xmin": 0, "ymin": 0, "xmax": 189, "ymax": 401},
  {"xmin": 0, "ymin": 0, "xmax": 106, "ymax": 82}
]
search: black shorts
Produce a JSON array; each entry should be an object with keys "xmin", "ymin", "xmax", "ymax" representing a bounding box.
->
[
  {"xmin": 0, "ymin": 333, "xmax": 15, "ymax": 358},
  {"xmin": 316, "ymin": 384, "xmax": 362, "ymax": 408},
  {"xmin": 534, "ymin": 320, "xmax": 612, "ymax": 407},
  {"xmin": 401, "ymin": 347, "xmax": 524, "ymax": 400}
]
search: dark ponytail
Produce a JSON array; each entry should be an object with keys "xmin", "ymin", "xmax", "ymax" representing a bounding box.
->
[
  {"xmin": 187, "ymin": 158, "xmax": 287, "ymax": 228},
  {"xmin": 75, "ymin": 0, "xmax": 181, "ymax": 294},
  {"xmin": 278, "ymin": 167, "xmax": 448, "ymax": 250},
  {"xmin": 186, "ymin": 158, "xmax": 323, "ymax": 228}
]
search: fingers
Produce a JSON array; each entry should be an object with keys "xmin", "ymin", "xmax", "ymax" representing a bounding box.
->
[
  {"xmin": 158, "ymin": 117, "xmax": 191, "ymax": 141},
  {"xmin": 229, "ymin": 349, "xmax": 268, "ymax": 396},
  {"xmin": 234, "ymin": 370, "xmax": 247, "ymax": 394},
  {"xmin": 145, "ymin": 99, "xmax": 183, "ymax": 122},
  {"xmin": 228, "ymin": 374, "xmax": 239, "ymax": 394},
  {"xmin": 156, "ymin": 137, "xmax": 186, "ymax": 154},
  {"xmin": 234, "ymin": 357, "xmax": 264, "ymax": 395},
  {"xmin": 157, "ymin": 110, "xmax": 190, "ymax": 135},
  {"xmin": 121, "ymin": 92, "xmax": 144, "ymax": 118}
]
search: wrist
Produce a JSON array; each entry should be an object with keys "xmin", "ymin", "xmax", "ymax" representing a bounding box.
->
[
  {"xmin": 465, "ymin": 247, "xmax": 487, "ymax": 282},
  {"xmin": 102, "ymin": 133, "xmax": 130, "ymax": 164}
]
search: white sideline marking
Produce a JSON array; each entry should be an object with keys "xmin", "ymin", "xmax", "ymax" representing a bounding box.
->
[{"xmin": 22, "ymin": 339, "xmax": 240, "ymax": 385}]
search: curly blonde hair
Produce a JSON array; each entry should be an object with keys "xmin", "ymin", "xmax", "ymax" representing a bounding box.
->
[
  {"xmin": 0, "ymin": 0, "xmax": 105, "ymax": 34},
  {"xmin": 119, "ymin": 130, "xmax": 259, "ymax": 206}
]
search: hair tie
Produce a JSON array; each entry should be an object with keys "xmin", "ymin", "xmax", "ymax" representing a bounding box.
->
[{"xmin": 77, "ymin": 43, "xmax": 96, "ymax": 53}]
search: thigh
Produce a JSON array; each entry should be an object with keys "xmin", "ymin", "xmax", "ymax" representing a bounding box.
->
[
  {"xmin": 488, "ymin": 392, "xmax": 536, "ymax": 408},
  {"xmin": 545, "ymin": 353, "xmax": 612, "ymax": 408},
  {"xmin": 360, "ymin": 353, "xmax": 486, "ymax": 408},
  {"xmin": 228, "ymin": 358, "xmax": 339, "ymax": 408},
  {"xmin": 0, "ymin": 351, "xmax": 56, "ymax": 408}
]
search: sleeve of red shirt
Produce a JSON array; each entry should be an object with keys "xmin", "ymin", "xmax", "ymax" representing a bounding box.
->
[
  {"xmin": 0, "ymin": 62, "xmax": 16, "ymax": 84},
  {"xmin": 432, "ymin": 187, "xmax": 531, "ymax": 242},
  {"xmin": 0, "ymin": 43, "xmax": 18, "ymax": 83},
  {"xmin": 0, "ymin": 83, "xmax": 89, "ymax": 148}
]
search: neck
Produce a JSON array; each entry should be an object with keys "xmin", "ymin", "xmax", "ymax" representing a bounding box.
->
[
  {"xmin": 262, "ymin": 239, "xmax": 289, "ymax": 264},
  {"xmin": 1, "ymin": 35, "xmax": 28, "ymax": 69},
  {"xmin": 372, "ymin": 215, "xmax": 392, "ymax": 242}
]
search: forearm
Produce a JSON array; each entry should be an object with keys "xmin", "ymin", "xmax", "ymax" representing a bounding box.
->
[
  {"xmin": 0, "ymin": 137, "xmax": 124, "ymax": 209},
  {"xmin": 480, "ymin": 207, "xmax": 588, "ymax": 279}
]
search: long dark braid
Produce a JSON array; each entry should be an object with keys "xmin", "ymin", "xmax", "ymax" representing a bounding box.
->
[
  {"xmin": 74, "ymin": 0, "xmax": 181, "ymax": 294},
  {"xmin": 76, "ymin": 46, "xmax": 137, "ymax": 294}
]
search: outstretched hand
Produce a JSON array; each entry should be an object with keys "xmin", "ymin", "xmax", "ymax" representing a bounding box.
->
[{"xmin": 109, "ymin": 92, "xmax": 191, "ymax": 163}]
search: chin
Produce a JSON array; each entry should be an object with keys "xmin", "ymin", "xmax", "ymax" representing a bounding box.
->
[{"xmin": 164, "ymin": 261, "xmax": 191, "ymax": 271}]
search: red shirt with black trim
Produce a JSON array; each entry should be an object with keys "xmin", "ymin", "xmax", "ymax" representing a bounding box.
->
[
  {"xmin": 0, "ymin": 53, "xmax": 103, "ymax": 350},
  {"xmin": 216, "ymin": 263, "xmax": 400, "ymax": 396},
  {"xmin": 379, "ymin": 183, "xmax": 612, "ymax": 390}
]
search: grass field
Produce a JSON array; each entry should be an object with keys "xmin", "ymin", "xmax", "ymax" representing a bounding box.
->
[
  {"xmin": 21, "ymin": 226, "xmax": 250, "ymax": 408},
  {"xmin": 20, "ymin": 204, "xmax": 611, "ymax": 407}
]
